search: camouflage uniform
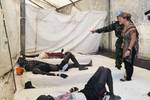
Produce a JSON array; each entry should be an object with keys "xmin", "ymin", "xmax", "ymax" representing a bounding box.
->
[{"xmin": 95, "ymin": 21, "xmax": 124, "ymax": 69}]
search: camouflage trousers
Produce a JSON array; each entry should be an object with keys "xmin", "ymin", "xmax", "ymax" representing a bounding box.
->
[
  {"xmin": 115, "ymin": 47, "xmax": 123, "ymax": 69},
  {"xmin": 115, "ymin": 38, "xmax": 123, "ymax": 69}
]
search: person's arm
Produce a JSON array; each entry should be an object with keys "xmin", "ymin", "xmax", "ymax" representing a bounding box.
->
[
  {"xmin": 124, "ymin": 30, "xmax": 137, "ymax": 58},
  {"xmin": 128, "ymin": 31, "xmax": 137, "ymax": 50},
  {"xmin": 91, "ymin": 21, "xmax": 117, "ymax": 33}
]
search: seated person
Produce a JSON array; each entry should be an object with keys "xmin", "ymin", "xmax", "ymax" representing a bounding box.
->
[
  {"xmin": 36, "ymin": 66, "xmax": 121, "ymax": 100},
  {"xmin": 17, "ymin": 52, "xmax": 92, "ymax": 74}
]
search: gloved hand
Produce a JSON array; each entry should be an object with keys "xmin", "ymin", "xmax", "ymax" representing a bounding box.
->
[{"xmin": 91, "ymin": 29, "xmax": 104, "ymax": 34}]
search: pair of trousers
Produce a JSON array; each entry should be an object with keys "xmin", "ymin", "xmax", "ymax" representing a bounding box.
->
[
  {"xmin": 115, "ymin": 47, "xmax": 123, "ymax": 67},
  {"xmin": 80, "ymin": 67, "xmax": 113, "ymax": 100},
  {"xmin": 59, "ymin": 52, "xmax": 80, "ymax": 70},
  {"xmin": 124, "ymin": 48, "xmax": 136, "ymax": 80}
]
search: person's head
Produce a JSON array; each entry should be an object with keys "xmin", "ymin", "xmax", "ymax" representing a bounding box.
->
[
  {"xmin": 17, "ymin": 57, "xmax": 26, "ymax": 67},
  {"xmin": 36, "ymin": 95, "xmax": 55, "ymax": 100},
  {"xmin": 55, "ymin": 92, "xmax": 73, "ymax": 100},
  {"xmin": 117, "ymin": 11, "xmax": 131, "ymax": 25}
]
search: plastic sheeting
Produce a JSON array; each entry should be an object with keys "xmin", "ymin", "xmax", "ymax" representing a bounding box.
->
[
  {"xmin": 14, "ymin": 55, "xmax": 150, "ymax": 100},
  {"xmin": 26, "ymin": 4, "xmax": 107, "ymax": 54},
  {"xmin": 0, "ymin": 0, "xmax": 20, "ymax": 77},
  {"xmin": 0, "ymin": 0, "xmax": 19, "ymax": 99}
]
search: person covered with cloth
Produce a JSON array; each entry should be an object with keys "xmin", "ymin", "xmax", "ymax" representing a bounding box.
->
[{"xmin": 36, "ymin": 66, "xmax": 121, "ymax": 100}]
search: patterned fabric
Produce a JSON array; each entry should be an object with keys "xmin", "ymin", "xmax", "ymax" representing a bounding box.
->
[{"xmin": 121, "ymin": 22, "xmax": 139, "ymax": 62}]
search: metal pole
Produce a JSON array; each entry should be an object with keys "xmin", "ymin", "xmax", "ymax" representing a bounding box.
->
[
  {"xmin": 108, "ymin": 0, "xmax": 112, "ymax": 51},
  {"xmin": 29, "ymin": 0, "xmax": 43, "ymax": 9},
  {"xmin": 20, "ymin": 0, "xmax": 26, "ymax": 59}
]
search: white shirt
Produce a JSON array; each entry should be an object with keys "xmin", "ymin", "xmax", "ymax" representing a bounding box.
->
[{"xmin": 71, "ymin": 92, "xmax": 87, "ymax": 100}]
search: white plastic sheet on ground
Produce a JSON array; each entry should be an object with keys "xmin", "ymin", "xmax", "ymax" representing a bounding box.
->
[
  {"xmin": 26, "ymin": 4, "xmax": 107, "ymax": 54},
  {"xmin": 14, "ymin": 55, "xmax": 150, "ymax": 100}
]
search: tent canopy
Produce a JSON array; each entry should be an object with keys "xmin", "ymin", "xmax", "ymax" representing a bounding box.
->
[{"xmin": 26, "ymin": 0, "xmax": 80, "ymax": 10}]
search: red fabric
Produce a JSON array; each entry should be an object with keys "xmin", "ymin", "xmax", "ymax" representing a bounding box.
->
[{"xmin": 46, "ymin": 52, "xmax": 64, "ymax": 58}]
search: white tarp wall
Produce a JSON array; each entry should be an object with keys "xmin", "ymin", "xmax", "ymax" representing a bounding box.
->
[
  {"xmin": 25, "ymin": 3, "xmax": 107, "ymax": 54},
  {"xmin": 58, "ymin": 0, "xmax": 150, "ymax": 59},
  {"xmin": 0, "ymin": 0, "xmax": 20, "ymax": 100}
]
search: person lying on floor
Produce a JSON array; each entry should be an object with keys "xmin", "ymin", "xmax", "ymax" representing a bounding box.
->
[
  {"xmin": 17, "ymin": 52, "xmax": 92, "ymax": 74},
  {"xmin": 36, "ymin": 66, "xmax": 121, "ymax": 100}
]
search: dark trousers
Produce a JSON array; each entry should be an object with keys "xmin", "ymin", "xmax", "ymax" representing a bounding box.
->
[
  {"xmin": 115, "ymin": 47, "xmax": 123, "ymax": 67},
  {"xmin": 124, "ymin": 48, "xmax": 136, "ymax": 80},
  {"xmin": 26, "ymin": 52, "xmax": 90, "ymax": 73},
  {"xmin": 115, "ymin": 38, "xmax": 123, "ymax": 68},
  {"xmin": 31, "ymin": 52, "xmax": 80, "ymax": 72},
  {"xmin": 59, "ymin": 52, "xmax": 88, "ymax": 70},
  {"xmin": 80, "ymin": 67, "xmax": 113, "ymax": 100}
]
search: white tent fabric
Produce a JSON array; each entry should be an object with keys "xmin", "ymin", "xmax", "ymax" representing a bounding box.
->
[
  {"xmin": 26, "ymin": 0, "xmax": 79, "ymax": 9},
  {"xmin": 0, "ymin": 0, "xmax": 20, "ymax": 77},
  {"xmin": 26, "ymin": 4, "xmax": 107, "ymax": 54},
  {"xmin": 0, "ymin": 0, "xmax": 20, "ymax": 100},
  {"xmin": 41, "ymin": 0, "xmax": 79, "ymax": 8}
]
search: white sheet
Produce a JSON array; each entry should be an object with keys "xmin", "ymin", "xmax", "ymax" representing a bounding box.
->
[{"xmin": 26, "ymin": 4, "xmax": 107, "ymax": 54}]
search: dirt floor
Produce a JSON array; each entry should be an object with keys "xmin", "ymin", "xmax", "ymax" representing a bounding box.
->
[{"xmin": 97, "ymin": 50, "xmax": 150, "ymax": 70}]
